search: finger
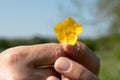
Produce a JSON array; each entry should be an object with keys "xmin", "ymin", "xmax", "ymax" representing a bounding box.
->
[
  {"xmin": 62, "ymin": 42, "xmax": 100, "ymax": 75},
  {"xmin": 61, "ymin": 75, "xmax": 70, "ymax": 80},
  {"xmin": 27, "ymin": 43, "xmax": 66, "ymax": 66},
  {"xmin": 54, "ymin": 57, "xmax": 100, "ymax": 80},
  {"xmin": 47, "ymin": 76, "xmax": 60, "ymax": 80},
  {"xmin": 33, "ymin": 67, "xmax": 61, "ymax": 80},
  {"xmin": 7, "ymin": 43, "xmax": 66, "ymax": 67}
]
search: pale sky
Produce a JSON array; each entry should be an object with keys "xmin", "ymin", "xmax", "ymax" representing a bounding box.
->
[{"xmin": 0, "ymin": 0, "xmax": 110, "ymax": 39}]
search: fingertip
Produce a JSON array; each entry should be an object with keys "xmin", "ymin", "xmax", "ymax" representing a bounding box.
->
[
  {"xmin": 62, "ymin": 42, "xmax": 75, "ymax": 48},
  {"xmin": 47, "ymin": 76, "xmax": 60, "ymax": 80},
  {"xmin": 54, "ymin": 57, "xmax": 99, "ymax": 80},
  {"xmin": 62, "ymin": 41, "xmax": 89, "ymax": 58},
  {"xmin": 54, "ymin": 57, "xmax": 81, "ymax": 80},
  {"xmin": 62, "ymin": 42, "xmax": 77, "ymax": 52},
  {"xmin": 54, "ymin": 57, "xmax": 71, "ymax": 72},
  {"xmin": 62, "ymin": 42, "xmax": 79, "ymax": 60}
]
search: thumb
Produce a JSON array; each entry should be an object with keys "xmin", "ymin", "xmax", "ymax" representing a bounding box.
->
[
  {"xmin": 54, "ymin": 57, "xmax": 99, "ymax": 80},
  {"xmin": 62, "ymin": 42, "xmax": 100, "ymax": 75}
]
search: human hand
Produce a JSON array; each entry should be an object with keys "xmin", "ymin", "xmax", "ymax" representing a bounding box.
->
[
  {"xmin": 48, "ymin": 42, "xmax": 100, "ymax": 80},
  {"xmin": 0, "ymin": 42, "xmax": 100, "ymax": 80},
  {"xmin": 0, "ymin": 43, "xmax": 64, "ymax": 80}
]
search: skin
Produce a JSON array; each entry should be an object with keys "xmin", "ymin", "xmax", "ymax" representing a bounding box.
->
[{"xmin": 0, "ymin": 42, "xmax": 100, "ymax": 80}]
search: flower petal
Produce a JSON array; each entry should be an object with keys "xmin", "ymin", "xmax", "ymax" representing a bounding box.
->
[
  {"xmin": 56, "ymin": 34, "xmax": 67, "ymax": 43},
  {"xmin": 67, "ymin": 33, "xmax": 77, "ymax": 45},
  {"xmin": 63, "ymin": 17, "xmax": 75, "ymax": 27},
  {"xmin": 73, "ymin": 24, "xmax": 82, "ymax": 34},
  {"xmin": 54, "ymin": 23, "xmax": 63, "ymax": 34}
]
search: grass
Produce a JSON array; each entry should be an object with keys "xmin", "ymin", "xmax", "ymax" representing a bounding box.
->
[{"xmin": 96, "ymin": 46, "xmax": 120, "ymax": 80}]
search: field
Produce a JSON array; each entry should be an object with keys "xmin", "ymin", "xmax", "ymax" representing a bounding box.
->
[{"xmin": 97, "ymin": 41, "xmax": 120, "ymax": 80}]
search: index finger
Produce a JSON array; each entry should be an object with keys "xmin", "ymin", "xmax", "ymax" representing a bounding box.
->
[
  {"xmin": 25, "ymin": 43, "xmax": 66, "ymax": 67},
  {"xmin": 62, "ymin": 41, "xmax": 100, "ymax": 75}
]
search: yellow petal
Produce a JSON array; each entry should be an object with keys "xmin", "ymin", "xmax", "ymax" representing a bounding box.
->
[
  {"xmin": 56, "ymin": 34, "xmax": 67, "ymax": 43},
  {"xmin": 73, "ymin": 24, "xmax": 82, "ymax": 34},
  {"xmin": 67, "ymin": 34, "xmax": 78, "ymax": 45},
  {"xmin": 63, "ymin": 17, "xmax": 75, "ymax": 26},
  {"xmin": 54, "ymin": 23, "xmax": 63, "ymax": 34}
]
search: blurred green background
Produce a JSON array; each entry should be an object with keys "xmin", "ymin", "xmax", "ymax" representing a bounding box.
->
[{"xmin": 0, "ymin": 0, "xmax": 120, "ymax": 79}]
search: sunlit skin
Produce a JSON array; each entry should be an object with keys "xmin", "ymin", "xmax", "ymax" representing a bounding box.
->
[
  {"xmin": 54, "ymin": 17, "xmax": 82, "ymax": 45},
  {"xmin": 0, "ymin": 42, "xmax": 100, "ymax": 80}
]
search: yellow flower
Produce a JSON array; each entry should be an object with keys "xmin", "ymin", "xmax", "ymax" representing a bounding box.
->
[{"xmin": 54, "ymin": 17, "xmax": 82, "ymax": 45}]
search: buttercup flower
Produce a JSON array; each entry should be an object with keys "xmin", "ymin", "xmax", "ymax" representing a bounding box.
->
[{"xmin": 54, "ymin": 17, "xmax": 82, "ymax": 45}]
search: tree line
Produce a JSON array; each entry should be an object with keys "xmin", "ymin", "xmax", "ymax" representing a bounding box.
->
[{"xmin": 0, "ymin": 33, "xmax": 119, "ymax": 53}]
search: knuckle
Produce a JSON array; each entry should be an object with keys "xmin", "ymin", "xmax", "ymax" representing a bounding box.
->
[
  {"xmin": 54, "ymin": 44, "xmax": 65, "ymax": 58},
  {"xmin": 6, "ymin": 52, "xmax": 19, "ymax": 64},
  {"xmin": 4, "ymin": 46, "xmax": 27, "ymax": 64},
  {"xmin": 44, "ymin": 43, "xmax": 65, "ymax": 63}
]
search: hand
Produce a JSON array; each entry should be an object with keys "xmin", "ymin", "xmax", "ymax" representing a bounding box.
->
[
  {"xmin": 0, "ymin": 42, "xmax": 100, "ymax": 80},
  {"xmin": 0, "ymin": 43, "xmax": 64, "ymax": 80},
  {"xmin": 48, "ymin": 42, "xmax": 100, "ymax": 80}
]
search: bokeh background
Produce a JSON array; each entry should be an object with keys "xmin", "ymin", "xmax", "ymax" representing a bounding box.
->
[{"xmin": 0, "ymin": 0, "xmax": 120, "ymax": 79}]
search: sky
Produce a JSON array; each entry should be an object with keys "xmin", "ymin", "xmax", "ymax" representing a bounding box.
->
[{"xmin": 0, "ymin": 0, "xmax": 109, "ymax": 39}]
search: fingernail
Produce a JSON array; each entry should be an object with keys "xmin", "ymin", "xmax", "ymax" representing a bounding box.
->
[{"xmin": 55, "ymin": 57, "xmax": 71, "ymax": 71}]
